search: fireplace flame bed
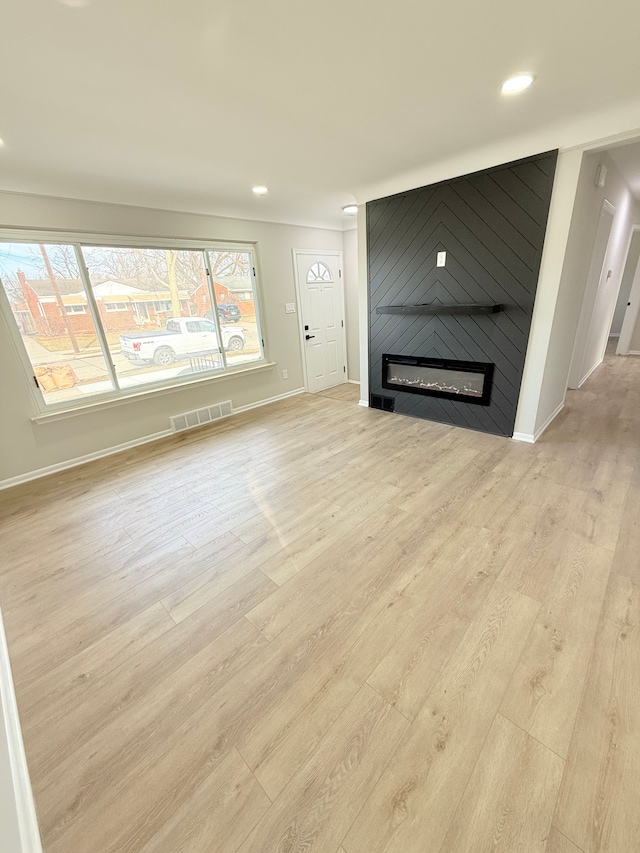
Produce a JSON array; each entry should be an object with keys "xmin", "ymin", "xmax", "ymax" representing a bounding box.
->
[{"xmin": 382, "ymin": 354, "xmax": 494, "ymax": 406}]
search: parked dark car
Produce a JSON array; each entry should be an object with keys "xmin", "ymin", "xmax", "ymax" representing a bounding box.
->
[{"xmin": 205, "ymin": 304, "xmax": 241, "ymax": 323}]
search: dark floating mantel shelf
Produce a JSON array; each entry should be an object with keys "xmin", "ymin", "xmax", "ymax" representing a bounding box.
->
[{"xmin": 376, "ymin": 303, "xmax": 503, "ymax": 316}]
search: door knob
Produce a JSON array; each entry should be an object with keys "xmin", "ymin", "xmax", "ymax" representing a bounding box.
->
[{"xmin": 305, "ymin": 334, "xmax": 315, "ymax": 340}]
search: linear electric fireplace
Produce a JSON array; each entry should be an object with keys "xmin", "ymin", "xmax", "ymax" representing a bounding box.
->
[{"xmin": 382, "ymin": 354, "xmax": 494, "ymax": 406}]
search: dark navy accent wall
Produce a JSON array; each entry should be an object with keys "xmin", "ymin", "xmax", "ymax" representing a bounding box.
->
[{"xmin": 367, "ymin": 151, "xmax": 558, "ymax": 437}]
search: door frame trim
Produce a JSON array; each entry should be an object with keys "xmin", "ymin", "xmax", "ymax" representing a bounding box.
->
[{"xmin": 292, "ymin": 249, "xmax": 347, "ymax": 392}]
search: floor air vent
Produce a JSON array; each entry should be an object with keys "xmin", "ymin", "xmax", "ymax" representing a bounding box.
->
[
  {"xmin": 170, "ymin": 400, "xmax": 233, "ymax": 433},
  {"xmin": 370, "ymin": 394, "xmax": 395, "ymax": 412}
]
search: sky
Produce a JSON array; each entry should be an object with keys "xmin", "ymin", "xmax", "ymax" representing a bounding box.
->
[{"xmin": 0, "ymin": 242, "xmax": 48, "ymax": 280}]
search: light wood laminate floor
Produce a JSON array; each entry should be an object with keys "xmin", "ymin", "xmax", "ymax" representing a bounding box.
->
[{"xmin": 0, "ymin": 354, "xmax": 639, "ymax": 853}]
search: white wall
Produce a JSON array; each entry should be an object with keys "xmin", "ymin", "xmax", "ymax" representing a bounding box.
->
[
  {"xmin": 0, "ymin": 191, "xmax": 348, "ymax": 483},
  {"xmin": 512, "ymin": 149, "xmax": 585, "ymax": 439},
  {"xmin": 611, "ymin": 230, "xmax": 640, "ymax": 335},
  {"xmin": 343, "ymin": 227, "xmax": 359, "ymax": 381},
  {"xmin": 523, "ymin": 152, "xmax": 637, "ymax": 437}
]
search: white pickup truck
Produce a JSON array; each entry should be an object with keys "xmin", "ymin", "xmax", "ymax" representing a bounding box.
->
[{"xmin": 120, "ymin": 317, "xmax": 245, "ymax": 366}]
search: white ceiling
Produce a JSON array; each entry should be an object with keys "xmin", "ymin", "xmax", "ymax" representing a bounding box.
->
[{"xmin": 2, "ymin": 0, "xmax": 640, "ymax": 229}]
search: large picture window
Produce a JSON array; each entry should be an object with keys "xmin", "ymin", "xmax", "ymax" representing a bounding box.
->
[{"xmin": 0, "ymin": 237, "xmax": 264, "ymax": 409}]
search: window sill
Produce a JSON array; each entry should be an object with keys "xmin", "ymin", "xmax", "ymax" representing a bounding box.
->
[{"xmin": 31, "ymin": 361, "xmax": 277, "ymax": 424}]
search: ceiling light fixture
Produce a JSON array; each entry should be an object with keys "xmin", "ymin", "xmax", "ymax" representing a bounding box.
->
[
  {"xmin": 501, "ymin": 74, "xmax": 535, "ymax": 94},
  {"xmin": 252, "ymin": 185, "xmax": 268, "ymax": 196},
  {"xmin": 342, "ymin": 204, "xmax": 358, "ymax": 215}
]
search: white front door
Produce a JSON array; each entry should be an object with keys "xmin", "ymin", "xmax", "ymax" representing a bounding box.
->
[{"xmin": 294, "ymin": 251, "xmax": 347, "ymax": 393}]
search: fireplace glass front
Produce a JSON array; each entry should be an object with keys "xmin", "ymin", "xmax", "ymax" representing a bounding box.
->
[{"xmin": 382, "ymin": 354, "xmax": 494, "ymax": 406}]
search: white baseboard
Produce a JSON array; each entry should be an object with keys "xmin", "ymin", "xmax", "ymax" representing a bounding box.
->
[
  {"xmin": 534, "ymin": 401, "xmax": 565, "ymax": 441},
  {"xmin": 512, "ymin": 400, "xmax": 564, "ymax": 444},
  {"xmin": 512, "ymin": 431, "xmax": 536, "ymax": 444},
  {"xmin": 358, "ymin": 400, "xmax": 369, "ymax": 407},
  {"xmin": 0, "ymin": 388, "xmax": 307, "ymax": 492},
  {"xmin": 0, "ymin": 430, "xmax": 173, "ymax": 492},
  {"xmin": 347, "ymin": 379, "xmax": 360, "ymax": 385},
  {"xmin": 234, "ymin": 387, "xmax": 306, "ymax": 414},
  {"xmin": 512, "ymin": 401, "xmax": 565, "ymax": 444},
  {"xmin": 577, "ymin": 357, "xmax": 603, "ymax": 388},
  {"xmin": 0, "ymin": 610, "xmax": 43, "ymax": 853},
  {"xmin": 629, "ymin": 350, "xmax": 640, "ymax": 356}
]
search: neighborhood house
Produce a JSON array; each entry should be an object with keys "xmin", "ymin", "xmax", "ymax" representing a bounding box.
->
[{"xmin": 13, "ymin": 272, "xmax": 255, "ymax": 337}]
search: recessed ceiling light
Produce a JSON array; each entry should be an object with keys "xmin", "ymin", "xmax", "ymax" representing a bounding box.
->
[
  {"xmin": 342, "ymin": 204, "xmax": 358, "ymax": 215},
  {"xmin": 501, "ymin": 74, "xmax": 535, "ymax": 94},
  {"xmin": 252, "ymin": 185, "xmax": 268, "ymax": 196}
]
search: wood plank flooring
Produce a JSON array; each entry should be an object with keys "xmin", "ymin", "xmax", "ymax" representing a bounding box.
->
[{"xmin": 0, "ymin": 351, "xmax": 639, "ymax": 853}]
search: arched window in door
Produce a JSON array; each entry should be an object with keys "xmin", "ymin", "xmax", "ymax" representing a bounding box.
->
[{"xmin": 306, "ymin": 262, "xmax": 333, "ymax": 283}]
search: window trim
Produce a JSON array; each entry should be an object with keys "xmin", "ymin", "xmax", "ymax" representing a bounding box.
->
[
  {"xmin": 0, "ymin": 228, "xmax": 268, "ymax": 416},
  {"xmin": 30, "ymin": 360, "xmax": 278, "ymax": 423}
]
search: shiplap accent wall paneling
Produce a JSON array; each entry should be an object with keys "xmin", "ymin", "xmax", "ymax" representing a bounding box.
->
[{"xmin": 367, "ymin": 151, "xmax": 558, "ymax": 436}]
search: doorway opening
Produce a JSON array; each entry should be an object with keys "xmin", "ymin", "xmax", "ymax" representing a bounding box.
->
[{"xmin": 565, "ymin": 137, "xmax": 640, "ymax": 399}]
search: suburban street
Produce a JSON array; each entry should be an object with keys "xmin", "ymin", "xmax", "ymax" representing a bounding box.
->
[{"xmin": 23, "ymin": 322, "xmax": 262, "ymax": 403}]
